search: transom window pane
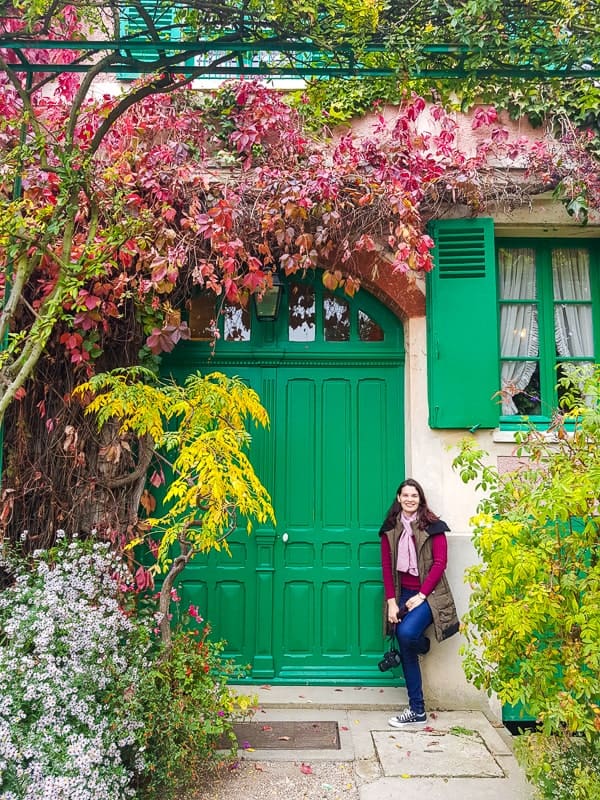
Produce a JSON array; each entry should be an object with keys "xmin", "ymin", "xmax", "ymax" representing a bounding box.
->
[
  {"xmin": 288, "ymin": 282, "xmax": 316, "ymax": 342},
  {"xmin": 323, "ymin": 293, "xmax": 350, "ymax": 341},
  {"xmin": 224, "ymin": 303, "xmax": 250, "ymax": 341},
  {"xmin": 189, "ymin": 294, "xmax": 216, "ymax": 340},
  {"xmin": 358, "ymin": 310, "xmax": 384, "ymax": 341}
]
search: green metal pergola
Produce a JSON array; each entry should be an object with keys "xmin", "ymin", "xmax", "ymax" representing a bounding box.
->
[{"xmin": 2, "ymin": 37, "xmax": 600, "ymax": 79}]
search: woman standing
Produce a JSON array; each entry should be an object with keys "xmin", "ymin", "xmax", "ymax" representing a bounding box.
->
[{"xmin": 380, "ymin": 478, "xmax": 459, "ymax": 727}]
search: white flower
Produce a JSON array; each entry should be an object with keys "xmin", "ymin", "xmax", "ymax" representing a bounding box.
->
[{"xmin": 0, "ymin": 539, "xmax": 151, "ymax": 800}]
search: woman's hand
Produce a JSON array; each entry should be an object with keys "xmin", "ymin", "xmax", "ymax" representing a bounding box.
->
[
  {"xmin": 406, "ymin": 592, "xmax": 426, "ymax": 612},
  {"xmin": 387, "ymin": 598, "xmax": 400, "ymax": 624}
]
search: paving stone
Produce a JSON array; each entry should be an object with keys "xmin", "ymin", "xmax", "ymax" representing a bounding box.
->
[{"xmin": 373, "ymin": 728, "xmax": 504, "ymax": 778}]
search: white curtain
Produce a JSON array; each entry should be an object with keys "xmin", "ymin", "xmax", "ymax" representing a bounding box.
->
[
  {"xmin": 499, "ymin": 248, "xmax": 539, "ymax": 414},
  {"xmin": 553, "ymin": 248, "xmax": 594, "ymax": 391},
  {"xmin": 553, "ymin": 248, "xmax": 594, "ymax": 357}
]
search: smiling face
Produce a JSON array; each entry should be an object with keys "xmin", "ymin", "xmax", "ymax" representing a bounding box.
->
[{"xmin": 398, "ymin": 485, "xmax": 420, "ymax": 515}]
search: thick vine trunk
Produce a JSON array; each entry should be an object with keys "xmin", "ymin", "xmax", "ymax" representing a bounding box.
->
[{"xmin": 158, "ymin": 534, "xmax": 193, "ymax": 647}]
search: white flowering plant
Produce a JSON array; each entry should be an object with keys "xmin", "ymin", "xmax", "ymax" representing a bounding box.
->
[{"xmin": 0, "ymin": 538, "xmax": 151, "ymax": 800}]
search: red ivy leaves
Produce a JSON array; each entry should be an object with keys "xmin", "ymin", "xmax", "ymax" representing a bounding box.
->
[{"xmin": 2, "ymin": 73, "xmax": 579, "ymax": 373}]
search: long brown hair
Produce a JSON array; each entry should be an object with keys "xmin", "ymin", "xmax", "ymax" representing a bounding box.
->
[{"xmin": 382, "ymin": 478, "xmax": 439, "ymax": 531}]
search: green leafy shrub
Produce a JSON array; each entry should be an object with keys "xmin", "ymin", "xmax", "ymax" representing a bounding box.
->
[
  {"xmin": 515, "ymin": 733, "xmax": 600, "ymax": 800},
  {"xmin": 135, "ymin": 613, "xmax": 256, "ymax": 800},
  {"xmin": 453, "ymin": 365, "xmax": 600, "ymax": 737}
]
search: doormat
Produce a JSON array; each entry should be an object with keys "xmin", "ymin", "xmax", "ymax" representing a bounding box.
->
[{"xmin": 220, "ymin": 720, "xmax": 340, "ymax": 750}]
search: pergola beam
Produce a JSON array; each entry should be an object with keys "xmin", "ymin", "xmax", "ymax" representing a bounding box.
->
[{"xmin": 2, "ymin": 38, "xmax": 599, "ymax": 79}]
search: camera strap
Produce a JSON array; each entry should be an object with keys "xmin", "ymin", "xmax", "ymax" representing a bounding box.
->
[{"xmin": 386, "ymin": 623, "xmax": 398, "ymax": 651}]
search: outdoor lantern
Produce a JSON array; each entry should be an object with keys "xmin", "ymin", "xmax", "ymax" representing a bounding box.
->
[{"xmin": 254, "ymin": 272, "xmax": 283, "ymax": 321}]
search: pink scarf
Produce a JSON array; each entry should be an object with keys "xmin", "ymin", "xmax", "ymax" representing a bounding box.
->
[{"xmin": 396, "ymin": 512, "xmax": 419, "ymax": 576}]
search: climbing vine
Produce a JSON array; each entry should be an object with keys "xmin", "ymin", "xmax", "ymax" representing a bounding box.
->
[{"xmin": 2, "ymin": 3, "xmax": 600, "ymax": 546}]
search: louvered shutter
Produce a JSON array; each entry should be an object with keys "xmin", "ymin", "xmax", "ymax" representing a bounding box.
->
[
  {"xmin": 426, "ymin": 218, "xmax": 500, "ymax": 429},
  {"xmin": 118, "ymin": 2, "xmax": 193, "ymax": 80}
]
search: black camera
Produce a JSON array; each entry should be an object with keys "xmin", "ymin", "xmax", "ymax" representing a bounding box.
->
[
  {"xmin": 378, "ymin": 604, "xmax": 408, "ymax": 671},
  {"xmin": 378, "ymin": 648, "xmax": 402, "ymax": 672}
]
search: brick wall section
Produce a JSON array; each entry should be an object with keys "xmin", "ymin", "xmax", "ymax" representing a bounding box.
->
[{"xmin": 350, "ymin": 250, "xmax": 426, "ymax": 321}]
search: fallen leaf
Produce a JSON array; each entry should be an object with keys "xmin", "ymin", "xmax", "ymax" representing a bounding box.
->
[
  {"xmin": 334, "ymin": 688, "xmax": 343, "ymax": 692},
  {"xmin": 423, "ymin": 725, "xmax": 436, "ymax": 732},
  {"xmin": 340, "ymin": 726, "xmax": 349, "ymax": 731},
  {"xmin": 259, "ymin": 685, "xmax": 272, "ymax": 690},
  {"xmin": 278, "ymin": 736, "xmax": 291, "ymax": 741},
  {"xmin": 430, "ymin": 712, "xmax": 438, "ymax": 719},
  {"xmin": 261, "ymin": 725, "xmax": 273, "ymax": 731},
  {"xmin": 254, "ymin": 764, "xmax": 265, "ymax": 772},
  {"xmin": 300, "ymin": 763, "xmax": 313, "ymax": 775},
  {"xmin": 401, "ymin": 773, "xmax": 410, "ymax": 778}
]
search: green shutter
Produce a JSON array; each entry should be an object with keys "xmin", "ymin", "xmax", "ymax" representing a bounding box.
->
[
  {"xmin": 426, "ymin": 218, "xmax": 500, "ymax": 429},
  {"xmin": 118, "ymin": 2, "xmax": 193, "ymax": 80}
]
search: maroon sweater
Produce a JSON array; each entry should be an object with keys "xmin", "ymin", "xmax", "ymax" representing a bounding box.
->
[{"xmin": 381, "ymin": 530, "xmax": 448, "ymax": 599}]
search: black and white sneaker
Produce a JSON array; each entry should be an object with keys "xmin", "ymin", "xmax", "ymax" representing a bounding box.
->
[{"xmin": 388, "ymin": 708, "xmax": 427, "ymax": 727}]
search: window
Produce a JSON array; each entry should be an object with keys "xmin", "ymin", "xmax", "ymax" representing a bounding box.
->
[
  {"xmin": 427, "ymin": 219, "xmax": 600, "ymax": 430},
  {"xmin": 118, "ymin": 1, "xmax": 194, "ymax": 80},
  {"xmin": 498, "ymin": 241, "xmax": 599, "ymax": 420},
  {"xmin": 187, "ymin": 278, "xmax": 387, "ymax": 346}
]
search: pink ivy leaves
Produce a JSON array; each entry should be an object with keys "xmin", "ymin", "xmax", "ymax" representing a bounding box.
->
[{"xmin": 146, "ymin": 322, "xmax": 191, "ymax": 355}]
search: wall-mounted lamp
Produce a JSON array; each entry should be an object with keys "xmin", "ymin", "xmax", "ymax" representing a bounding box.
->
[{"xmin": 254, "ymin": 273, "xmax": 283, "ymax": 321}]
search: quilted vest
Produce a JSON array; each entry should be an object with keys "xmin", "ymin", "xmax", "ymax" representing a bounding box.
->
[{"xmin": 384, "ymin": 517, "xmax": 460, "ymax": 642}]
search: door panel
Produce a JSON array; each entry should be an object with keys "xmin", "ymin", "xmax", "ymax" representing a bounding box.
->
[
  {"xmin": 273, "ymin": 366, "xmax": 402, "ymax": 682},
  {"xmin": 164, "ymin": 279, "xmax": 405, "ymax": 684}
]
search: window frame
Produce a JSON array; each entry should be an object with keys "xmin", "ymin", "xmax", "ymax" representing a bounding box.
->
[
  {"xmin": 185, "ymin": 272, "xmax": 402, "ymax": 357},
  {"xmin": 497, "ymin": 237, "xmax": 600, "ymax": 429}
]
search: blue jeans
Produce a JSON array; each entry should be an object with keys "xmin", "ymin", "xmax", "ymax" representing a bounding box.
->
[{"xmin": 395, "ymin": 587, "xmax": 433, "ymax": 714}]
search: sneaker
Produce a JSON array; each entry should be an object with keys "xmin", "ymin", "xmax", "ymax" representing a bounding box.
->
[{"xmin": 388, "ymin": 708, "xmax": 427, "ymax": 727}]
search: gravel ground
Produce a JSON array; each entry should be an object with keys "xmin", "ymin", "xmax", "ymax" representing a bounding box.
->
[{"xmin": 196, "ymin": 759, "xmax": 361, "ymax": 800}]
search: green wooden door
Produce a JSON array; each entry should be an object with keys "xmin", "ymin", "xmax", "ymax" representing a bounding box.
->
[
  {"xmin": 273, "ymin": 365, "xmax": 402, "ymax": 682},
  {"xmin": 164, "ymin": 277, "xmax": 404, "ymax": 684}
]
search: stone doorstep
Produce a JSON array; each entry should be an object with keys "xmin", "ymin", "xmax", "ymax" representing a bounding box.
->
[
  {"xmin": 237, "ymin": 684, "xmax": 407, "ymax": 712},
  {"xmin": 222, "ymin": 691, "xmax": 534, "ymax": 798},
  {"xmin": 229, "ymin": 708, "xmax": 517, "ymax": 771}
]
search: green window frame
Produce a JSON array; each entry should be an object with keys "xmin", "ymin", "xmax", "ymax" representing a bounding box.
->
[{"xmin": 497, "ymin": 239, "xmax": 600, "ymax": 428}]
